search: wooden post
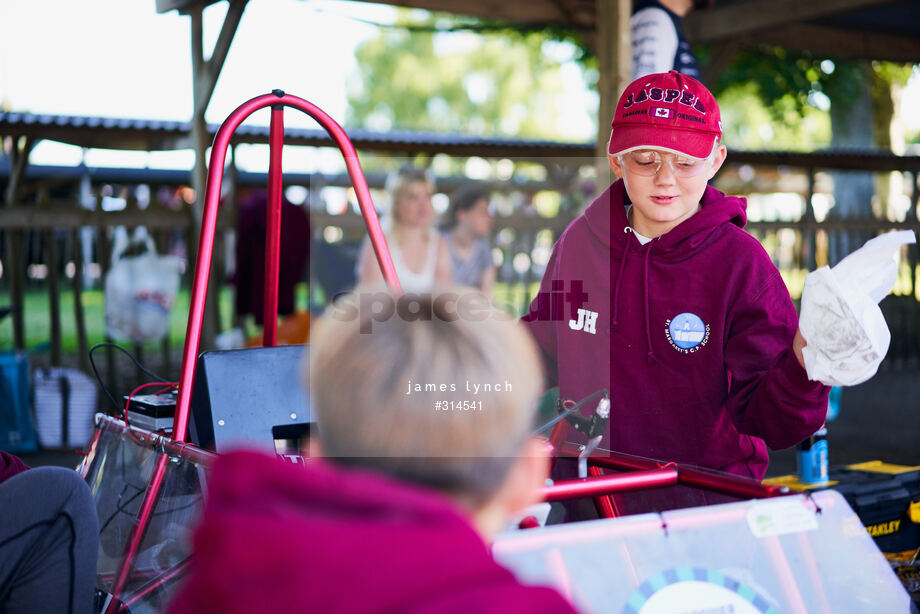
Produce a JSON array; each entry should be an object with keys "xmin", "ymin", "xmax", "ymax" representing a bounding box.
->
[
  {"xmin": 71, "ymin": 225, "xmax": 90, "ymax": 374},
  {"xmin": 228, "ymin": 144, "xmax": 241, "ymax": 330},
  {"xmin": 44, "ymin": 227, "xmax": 62, "ymax": 365},
  {"xmin": 96, "ymin": 196, "xmax": 117, "ymax": 405},
  {"xmin": 189, "ymin": 1, "xmax": 247, "ymax": 350},
  {"xmin": 595, "ymin": 0, "xmax": 632, "ymax": 194},
  {"xmin": 802, "ymin": 168, "xmax": 817, "ymax": 271},
  {"xmin": 4, "ymin": 136, "xmax": 35, "ymax": 351},
  {"xmin": 910, "ymin": 173, "xmax": 918, "ymax": 360},
  {"xmin": 6, "ymin": 232, "xmax": 26, "ymax": 351},
  {"xmin": 152, "ymin": 228, "xmax": 172, "ymax": 379},
  {"xmin": 133, "ymin": 342, "xmax": 145, "ymax": 390}
]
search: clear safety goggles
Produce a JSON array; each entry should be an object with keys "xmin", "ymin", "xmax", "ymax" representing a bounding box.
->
[{"xmin": 618, "ymin": 149, "xmax": 715, "ymax": 178}]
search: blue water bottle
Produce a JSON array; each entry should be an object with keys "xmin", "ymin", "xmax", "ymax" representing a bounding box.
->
[
  {"xmin": 797, "ymin": 425, "xmax": 829, "ymax": 485},
  {"xmin": 826, "ymin": 386, "xmax": 842, "ymax": 422}
]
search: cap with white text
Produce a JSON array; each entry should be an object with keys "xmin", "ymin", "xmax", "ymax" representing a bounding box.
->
[{"xmin": 608, "ymin": 70, "xmax": 722, "ymax": 159}]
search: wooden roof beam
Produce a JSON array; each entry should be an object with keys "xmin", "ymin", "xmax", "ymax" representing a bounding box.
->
[
  {"xmin": 683, "ymin": 0, "xmax": 900, "ymax": 43},
  {"xmin": 747, "ymin": 23, "xmax": 920, "ymax": 63},
  {"xmin": 349, "ymin": 0, "xmax": 568, "ymax": 24},
  {"xmin": 345, "ymin": 0, "xmax": 594, "ymax": 28}
]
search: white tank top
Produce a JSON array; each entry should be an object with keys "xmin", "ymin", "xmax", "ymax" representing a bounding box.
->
[{"xmin": 387, "ymin": 232, "xmax": 439, "ymax": 293}]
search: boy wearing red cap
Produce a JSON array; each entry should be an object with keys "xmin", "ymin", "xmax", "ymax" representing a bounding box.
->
[{"xmin": 525, "ymin": 71, "xmax": 829, "ymax": 487}]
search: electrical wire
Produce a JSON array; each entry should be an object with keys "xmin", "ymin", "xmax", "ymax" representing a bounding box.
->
[{"xmin": 88, "ymin": 342, "xmax": 168, "ymax": 413}]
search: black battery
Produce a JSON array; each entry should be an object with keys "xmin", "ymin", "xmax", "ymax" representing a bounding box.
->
[
  {"xmin": 124, "ymin": 391, "xmax": 178, "ymax": 418},
  {"xmin": 123, "ymin": 390, "xmax": 177, "ymax": 432}
]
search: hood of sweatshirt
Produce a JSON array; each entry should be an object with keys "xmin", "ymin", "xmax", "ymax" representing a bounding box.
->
[
  {"xmin": 0, "ymin": 451, "xmax": 29, "ymax": 485},
  {"xmin": 167, "ymin": 450, "xmax": 576, "ymax": 614},
  {"xmin": 580, "ymin": 180, "xmax": 747, "ymax": 367},
  {"xmin": 583, "ymin": 180, "xmax": 748, "ymax": 257}
]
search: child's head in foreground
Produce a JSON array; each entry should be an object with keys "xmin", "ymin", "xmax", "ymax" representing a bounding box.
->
[
  {"xmin": 308, "ymin": 287, "xmax": 547, "ymax": 537},
  {"xmin": 607, "ymin": 70, "xmax": 728, "ymax": 238}
]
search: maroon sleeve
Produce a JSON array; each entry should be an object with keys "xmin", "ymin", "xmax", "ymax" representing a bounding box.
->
[
  {"xmin": 0, "ymin": 450, "xmax": 30, "ymax": 485},
  {"xmin": 725, "ymin": 269, "xmax": 829, "ymax": 450}
]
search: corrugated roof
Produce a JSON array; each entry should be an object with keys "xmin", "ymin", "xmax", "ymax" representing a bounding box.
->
[
  {"xmin": 0, "ymin": 111, "xmax": 593, "ymax": 158},
  {"xmin": 2, "ymin": 111, "xmax": 919, "ymax": 172}
]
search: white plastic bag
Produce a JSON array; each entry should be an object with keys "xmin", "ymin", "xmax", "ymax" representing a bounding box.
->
[{"xmin": 105, "ymin": 227, "xmax": 182, "ymax": 342}]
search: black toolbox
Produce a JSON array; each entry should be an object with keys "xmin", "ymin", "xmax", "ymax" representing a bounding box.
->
[{"xmin": 829, "ymin": 461, "xmax": 920, "ymax": 554}]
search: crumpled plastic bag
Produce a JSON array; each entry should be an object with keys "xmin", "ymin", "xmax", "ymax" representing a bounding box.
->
[
  {"xmin": 799, "ymin": 230, "xmax": 916, "ymax": 386},
  {"xmin": 105, "ymin": 227, "xmax": 183, "ymax": 342}
]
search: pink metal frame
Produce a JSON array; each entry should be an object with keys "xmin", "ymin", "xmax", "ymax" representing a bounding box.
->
[
  {"xmin": 538, "ymin": 441, "xmax": 788, "ymax": 518},
  {"xmin": 540, "ymin": 468, "xmax": 678, "ymax": 501},
  {"xmin": 173, "ymin": 91, "xmax": 401, "ymax": 443}
]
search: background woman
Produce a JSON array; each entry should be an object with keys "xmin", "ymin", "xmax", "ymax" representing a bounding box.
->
[{"xmin": 356, "ymin": 166, "xmax": 452, "ymax": 292}]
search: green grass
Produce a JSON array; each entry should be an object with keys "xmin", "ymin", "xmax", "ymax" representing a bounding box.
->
[
  {"xmin": 0, "ymin": 286, "xmax": 237, "ymax": 353},
  {"xmin": 0, "ymin": 281, "xmax": 536, "ymax": 355}
]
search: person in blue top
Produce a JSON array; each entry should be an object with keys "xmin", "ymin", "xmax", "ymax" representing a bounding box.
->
[{"xmin": 441, "ymin": 183, "xmax": 497, "ymax": 294}]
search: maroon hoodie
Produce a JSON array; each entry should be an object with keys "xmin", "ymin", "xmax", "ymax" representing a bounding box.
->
[
  {"xmin": 0, "ymin": 451, "xmax": 29, "ymax": 485},
  {"xmin": 167, "ymin": 450, "xmax": 578, "ymax": 614},
  {"xmin": 525, "ymin": 180, "xmax": 828, "ymax": 480}
]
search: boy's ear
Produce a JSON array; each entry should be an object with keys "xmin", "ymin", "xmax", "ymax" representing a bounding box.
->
[
  {"xmin": 608, "ymin": 154, "xmax": 624, "ymax": 179},
  {"xmin": 706, "ymin": 144, "xmax": 728, "ymax": 180}
]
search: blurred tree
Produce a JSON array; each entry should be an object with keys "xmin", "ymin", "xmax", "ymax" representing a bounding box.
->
[
  {"xmin": 696, "ymin": 48, "xmax": 914, "ymax": 250},
  {"xmin": 346, "ymin": 10, "xmax": 596, "ymax": 141}
]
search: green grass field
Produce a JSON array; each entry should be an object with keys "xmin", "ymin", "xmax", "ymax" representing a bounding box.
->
[
  {"xmin": 0, "ymin": 287, "xmax": 237, "ymax": 353},
  {"xmin": 0, "ymin": 281, "xmax": 539, "ymax": 355}
]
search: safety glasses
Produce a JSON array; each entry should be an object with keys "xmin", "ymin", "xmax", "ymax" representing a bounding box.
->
[{"xmin": 618, "ymin": 149, "xmax": 715, "ymax": 178}]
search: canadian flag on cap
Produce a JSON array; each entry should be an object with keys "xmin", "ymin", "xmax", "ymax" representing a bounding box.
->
[{"xmin": 609, "ymin": 71, "xmax": 722, "ymax": 159}]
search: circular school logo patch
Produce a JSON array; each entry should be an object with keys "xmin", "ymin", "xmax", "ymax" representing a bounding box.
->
[{"xmin": 666, "ymin": 312, "xmax": 709, "ymax": 352}]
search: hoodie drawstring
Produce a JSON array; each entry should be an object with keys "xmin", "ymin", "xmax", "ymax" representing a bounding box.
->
[
  {"xmin": 613, "ymin": 226, "xmax": 656, "ymax": 365},
  {"xmin": 610, "ymin": 228, "xmax": 632, "ymax": 333},
  {"xmin": 643, "ymin": 243, "xmax": 657, "ymax": 365}
]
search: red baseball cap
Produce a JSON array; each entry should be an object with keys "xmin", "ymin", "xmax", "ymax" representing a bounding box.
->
[{"xmin": 607, "ymin": 71, "xmax": 722, "ymax": 159}]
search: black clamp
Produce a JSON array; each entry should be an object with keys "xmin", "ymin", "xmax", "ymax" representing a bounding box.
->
[{"xmin": 557, "ymin": 392, "xmax": 610, "ymax": 440}]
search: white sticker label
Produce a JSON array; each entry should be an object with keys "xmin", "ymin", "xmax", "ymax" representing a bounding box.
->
[{"xmin": 746, "ymin": 499, "xmax": 818, "ymax": 538}]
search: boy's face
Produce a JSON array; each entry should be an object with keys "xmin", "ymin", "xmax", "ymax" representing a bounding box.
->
[{"xmin": 609, "ymin": 144, "xmax": 726, "ymax": 238}]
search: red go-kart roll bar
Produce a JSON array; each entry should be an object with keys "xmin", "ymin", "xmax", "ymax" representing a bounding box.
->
[
  {"xmin": 174, "ymin": 89, "xmax": 402, "ymax": 444},
  {"xmin": 104, "ymin": 90, "xmax": 401, "ymax": 613}
]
